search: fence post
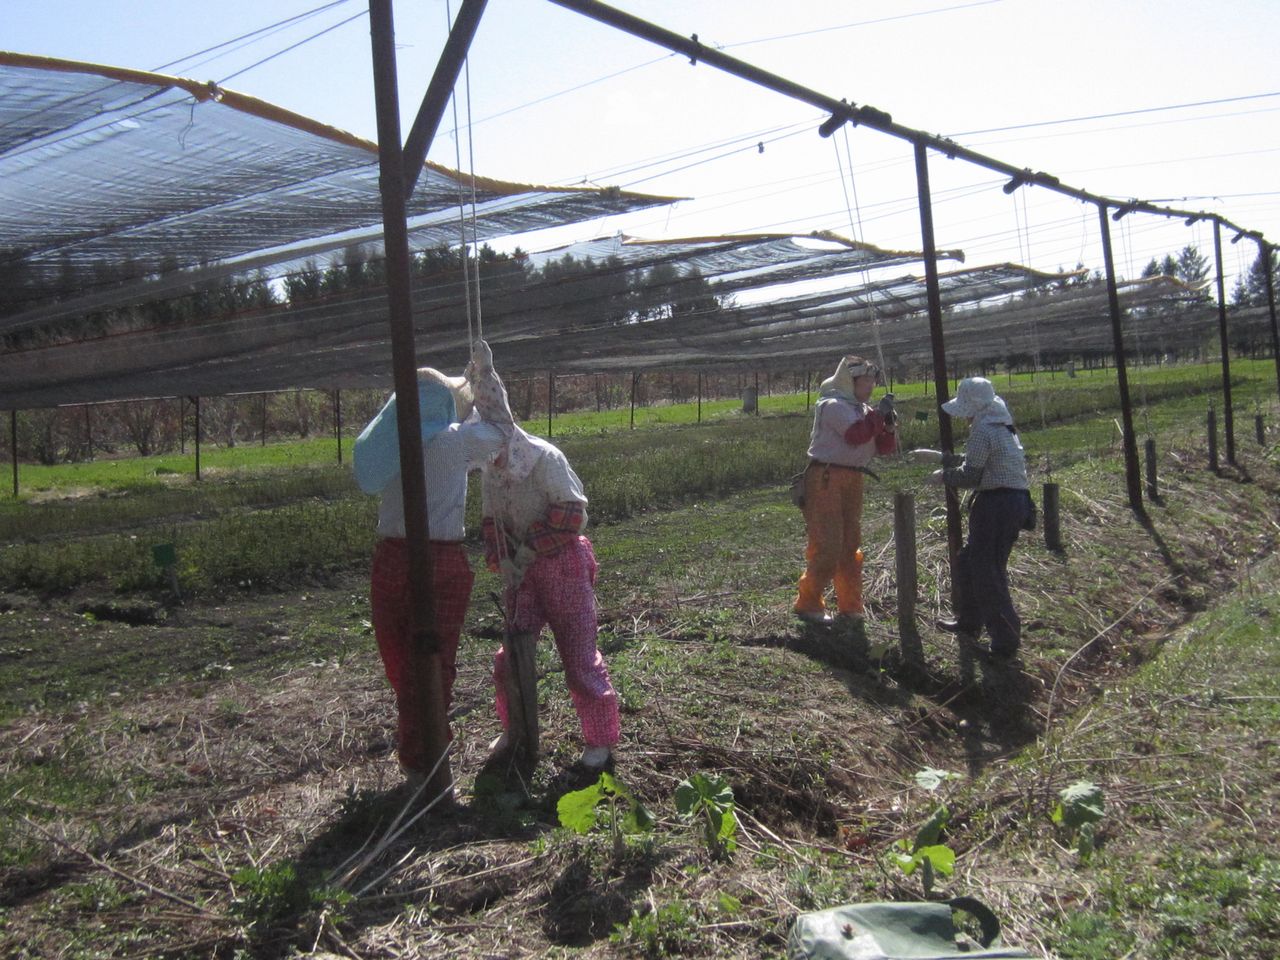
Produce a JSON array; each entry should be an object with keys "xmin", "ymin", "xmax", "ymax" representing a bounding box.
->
[
  {"xmin": 894, "ymin": 492, "xmax": 922, "ymax": 661},
  {"xmin": 1256, "ymin": 413, "xmax": 1265, "ymax": 445},
  {"xmin": 1043, "ymin": 481, "xmax": 1062, "ymax": 552},
  {"xmin": 9, "ymin": 410, "xmax": 17, "ymax": 498},
  {"xmin": 1207, "ymin": 405, "xmax": 1218, "ymax": 472},
  {"xmin": 1144, "ymin": 437, "xmax": 1158, "ymax": 501},
  {"xmin": 334, "ymin": 389, "xmax": 342, "ymax": 464},
  {"xmin": 194, "ymin": 397, "xmax": 202, "ymax": 482}
]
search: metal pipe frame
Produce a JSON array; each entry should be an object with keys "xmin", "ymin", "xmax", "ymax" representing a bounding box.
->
[
  {"xmin": 1097, "ymin": 205, "xmax": 1144, "ymax": 513},
  {"xmin": 369, "ymin": 0, "xmax": 486, "ymax": 800},
  {"xmin": 1212, "ymin": 222, "xmax": 1236, "ymax": 463}
]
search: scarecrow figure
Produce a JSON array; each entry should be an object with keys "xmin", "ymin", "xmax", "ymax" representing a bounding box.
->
[
  {"xmin": 353, "ymin": 340, "xmax": 513, "ymax": 784},
  {"xmin": 482, "ymin": 424, "xmax": 619, "ymax": 772}
]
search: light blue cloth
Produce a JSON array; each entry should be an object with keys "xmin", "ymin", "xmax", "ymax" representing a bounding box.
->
[{"xmin": 353, "ymin": 379, "xmax": 456, "ymax": 494}]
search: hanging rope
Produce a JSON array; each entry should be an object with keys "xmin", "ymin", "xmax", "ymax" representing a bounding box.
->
[
  {"xmin": 1011, "ymin": 187, "xmax": 1052, "ymax": 475},
  {"xmin": 833, "ymin": 127, "xmax": 888, "ymax": 381},
  {"xmin": 445, "ymin": 0, "xmax": 479, "ymax": 352}
]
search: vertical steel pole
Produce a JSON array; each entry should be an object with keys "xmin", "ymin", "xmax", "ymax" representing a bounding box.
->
[
  {"xmin": 1259, "ymin": 240, "xmax": 1280, "ymax": 403},
  {"xmin": 697, "ymin": 371, "xmax": 702, "ymax": 423},
  {"xmin": 370, "ymin": 0, "xmax": 450, "ymax": 798},
  {"xmin": 261, "ymin": 393, "xmax": 267, "ymax": 446},
  {"xmin": 84, "ymin": 405, "xmax": 92, "ymax": 458},
  {"xmin": 630, "ymin": 371, "xmax": 637, "ymax": 429},
  {"xmin": 1212, "ymin": 221, "xmax": 1235, "ymax": 463},
  {"xmin": 913, "ymin": 141, "xmax": 963, "ymax": 572},
  {"xmin": 1097, "ymin": 206, "xmax": 1143, "ymax": 512},
  {"xmin": 547, "ymin": 371, "xmax": 554, "ymax": 438}
]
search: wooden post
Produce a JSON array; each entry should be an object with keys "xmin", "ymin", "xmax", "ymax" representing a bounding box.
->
[
  {"xmin": 334, "ymin": 389, "xmax": 343, "ymax": 464},
  {"xmin": 261, "ymin": 393, "xmax": 268, "ymax": 446},
  {"xmin": 894, "ymin": 492, "xmax": 922, "ymax": 661},
  {"xmin": 1144, "ymin": 437, "xmax": 1158, "ymax": 501},
  {"xmin": 9, "ymin": 410, "xmax": 17, "ymax": 498},
  {"xmin": 805, "ymin": 370, "xmax": 812, "ymax": 411},
  {"xmin": 697, "ymin": 371, "xmax": 702, "ymax": 423},
  {"xmin": 754, "ymin": 370, "xmax": 760, "ymax": 416},
  {"xmin": 1043, "ymin": 482, "xmax": 1062, "ymax": 552},
  {"xmin": 179, "ymin": 396, "xmax": 185, "ymax": 453},
  {"xmin": 84, "ymin": 405, "xmax": 92, "ymax": 458},
  {"xmin": 1256, "ymin": 413, "xmax": 1265, "ymax": 445},
  {"xmin": 194, "ymin": 397, "xmax": 201, "ymax": 482},
  {"xmin": 1208, "ymin": 405, "xmax": 1219, "ymax": 472},
  {"xmin": 629, "ymin": 371, "xmax": 638, "ymax": 430},
  {"xmin": 547, "ymin": 371, "xmax": 554, "ymax": 438},
  {"xmin": 500, "ymin": 628, "xmax": 540, "ymax": 777}
]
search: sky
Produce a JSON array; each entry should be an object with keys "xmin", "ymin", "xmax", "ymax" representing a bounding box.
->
[{"xmin": 6, "ymin": 0, "xmax": 1279, "ymax": 291}]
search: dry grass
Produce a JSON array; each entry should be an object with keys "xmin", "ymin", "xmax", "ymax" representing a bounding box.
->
[{"xmin": 2, "ymin": 429, "xmax": 1279, "ymax": 958}]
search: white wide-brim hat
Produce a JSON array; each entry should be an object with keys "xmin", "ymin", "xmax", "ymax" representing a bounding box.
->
[{"xmin": 941, "ymin": 377, "xmax": 996, "ymax": 418}]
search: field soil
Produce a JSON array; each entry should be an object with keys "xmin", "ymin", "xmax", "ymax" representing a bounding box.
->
[{"xmin": 2, "ymin": 436, "xmax": 1279, "ymax": 958}]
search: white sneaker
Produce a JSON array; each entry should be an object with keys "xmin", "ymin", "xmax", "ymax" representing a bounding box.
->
[{"xmin": 580, "ymin": 746, "xmax": 612, "ymax": 770}]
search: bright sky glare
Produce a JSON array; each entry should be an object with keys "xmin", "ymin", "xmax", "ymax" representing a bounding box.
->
[{"xmin": 6, "ymin": 0, "xmax": 1279, "ymax": 290}]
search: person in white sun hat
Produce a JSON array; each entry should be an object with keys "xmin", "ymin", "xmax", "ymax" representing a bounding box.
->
[
  {"xmin": 918, "ymin": 376, "xmax": 1033, "ymax": 662},
  {"xmin": 794, "ymin": 353, "xmax": 898, "ymax": 625}
]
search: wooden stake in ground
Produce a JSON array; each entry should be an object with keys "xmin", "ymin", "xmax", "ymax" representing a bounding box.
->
[{"xmin": 501, "ymin": 623, "xmax": 540, "ymax": 776}]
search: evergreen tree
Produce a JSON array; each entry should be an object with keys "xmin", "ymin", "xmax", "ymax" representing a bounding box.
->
[{"xmin": 1175, "ymin": 245, "xmax": 1210, "ymax": 286}]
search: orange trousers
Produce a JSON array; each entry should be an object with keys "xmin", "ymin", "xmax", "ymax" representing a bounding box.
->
[{"xmin": 795, "ymin": 463, "xmax": 865, "ymax": 617}]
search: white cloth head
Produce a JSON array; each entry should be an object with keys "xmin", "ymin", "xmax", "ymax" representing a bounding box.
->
[{"xmin": 500, "ymin": 425, "xmax": 543, "ymax": 481}]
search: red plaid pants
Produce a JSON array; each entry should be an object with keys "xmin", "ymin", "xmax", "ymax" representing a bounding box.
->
[{"xmin": 370, "ymin": 538, "xmax": 474, "ymax": 773}]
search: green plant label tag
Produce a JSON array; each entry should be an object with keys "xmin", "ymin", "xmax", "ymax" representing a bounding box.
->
[
  {"xmin": 152, "ymin": 543, "xmax": 177, "ymax": 567},
  {"xmin": 915, "ymin": 411, "xmax": 930, "ymax": 422}
]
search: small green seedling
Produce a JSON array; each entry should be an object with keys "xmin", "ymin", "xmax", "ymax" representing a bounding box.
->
[
  {"xmin": 889, "ymin": 768, "xmax": 962, "ymax": 896},
  {"xmin": 674, "ymin": 772, "xmax": 738, "ymax": 859},
  {"xmin": 1052, "ymin": 780, "xmax": 1105, "ymax": 859},
  {"xmin": 557, "ymin": 771, "xmax": 653, "ymax": 859}
]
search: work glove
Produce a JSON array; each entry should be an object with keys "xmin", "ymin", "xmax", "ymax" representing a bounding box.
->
[
  {"xmin": 941, "ymin": 452, "xmax": 964, "ymax": 468},
  {"xmin": 876, "ymin": 392, "xmax": 897, "ymax": 427},
  {"xmin": 472, "ymin": 338, "xmax": 495, "ymax": 374}
]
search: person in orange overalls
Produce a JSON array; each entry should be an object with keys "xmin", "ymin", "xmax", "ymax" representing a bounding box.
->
[{"xmin": 794, "ymin": 355, "xmax": 897, "ymax": 624}]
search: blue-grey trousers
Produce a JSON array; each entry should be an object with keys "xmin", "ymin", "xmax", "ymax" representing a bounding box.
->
[{"xmin": 954, "ymin": 488, "xmax": 1032, "ymax": 655}]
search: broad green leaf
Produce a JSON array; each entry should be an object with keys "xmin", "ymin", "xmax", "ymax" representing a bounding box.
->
[
  {"xmin": 674, "ymin": 780, "xmax": 699, "ymax": 815},
  {"xmin": 915, "ymin": 844, "xmax": 956, "ymax": 877},
  {"xmin": 556, "ymin": 781, "xmax": 604, "ymax": 834},
  {"xmin": 622, "ymin": 798, "xmax": 655, "ymax": 834},
  {"xmin": 719, "ymin": 816, "xmax": 738, "ymax": 853},
  {"xmin": 1056, "ymin": 780, "xmax": 1104, "ymax": 830},
  {"xmin": 892, "ymin": 850, "xmax": 919, "ymax": 874},
  {"xmin": 913, "ymin": 804, "xmax": 950, "ymax": 849}
]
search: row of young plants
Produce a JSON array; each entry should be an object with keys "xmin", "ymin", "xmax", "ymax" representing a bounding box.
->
[{"xmin": 0, "ymin": 360, "xmax": 1270, "ymax": 596}]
